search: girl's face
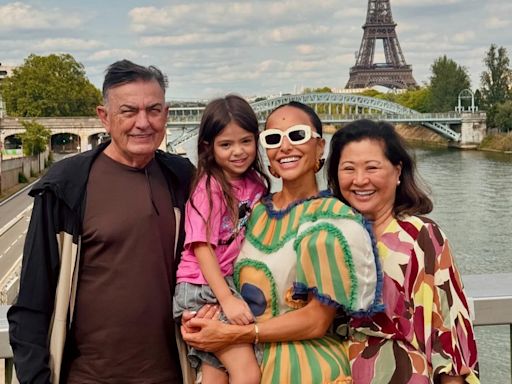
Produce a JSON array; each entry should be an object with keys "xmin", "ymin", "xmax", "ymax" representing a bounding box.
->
[
  {"xmin": 213, "ymin": 121, "xmax": 257, "ymax": 181},
  {"xmin": 264, "ymin": 106, "xmax": 324, "ymax": 184}
]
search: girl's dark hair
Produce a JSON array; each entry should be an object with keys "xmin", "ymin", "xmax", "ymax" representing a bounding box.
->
[
  {"xmin": 266, "ymin": 101, "xmax": 323, "ymax": 137},
  {"xmin": 326, "ymin": 119, "xmax": 433, "ymax": 217},
  {"xmin": 191, "ymin": 94, "xmax": 270, "ymax": 234}
]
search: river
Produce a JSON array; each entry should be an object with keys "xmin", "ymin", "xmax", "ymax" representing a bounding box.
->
[{"xmin": 179, "ymin": 136, "xmax": 512, "ymax": 383}]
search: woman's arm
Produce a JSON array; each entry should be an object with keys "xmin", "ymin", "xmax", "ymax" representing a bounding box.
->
[
  {"xmin": 181, "ymin": 295, "xmax": 336, "ymax": 352},
  {"xmin": 194, "ymin": 243, "xmax": 253, "ymax": 325},
  {"xmin": 440, "ymin": 374, "xmax": 464, "ymax": 384}
]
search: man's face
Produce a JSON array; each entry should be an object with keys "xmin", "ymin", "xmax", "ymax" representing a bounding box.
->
[{"xmin": 97, "ymin": 79, "xmax": 168, "ymax": 168}]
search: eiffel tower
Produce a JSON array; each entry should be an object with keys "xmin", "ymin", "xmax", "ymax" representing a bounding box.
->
[{"xmin": 346, "ymin": 0, "xmax": 417, "ymax": 89}]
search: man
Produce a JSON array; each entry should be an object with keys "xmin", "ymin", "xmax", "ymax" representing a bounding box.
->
[{"xmin": 7, "ymin": 60, "xmax": 194, "ymax": 383}]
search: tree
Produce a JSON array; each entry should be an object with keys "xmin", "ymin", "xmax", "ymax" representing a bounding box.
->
[
  {"xmin": 494, "ymin": 100, "xmax": 512, "ymax": 133},
  {"xmin": 480, "ymin": 44, "xmax": 511, "ymax": 109},
  {"xmin": 20, "ymin": 120, "xmax": 51, "ymax": 156},
  {"xmin": 428, "ymin": 55, "xmax": 471, "ymax": 112},
  {"xmin": 394, "ymin": 87, "xmax": 431, "ymax": 113},
  {"xmin": 1, "ymin": 53, "xmax": 101, "ymax": 117}
]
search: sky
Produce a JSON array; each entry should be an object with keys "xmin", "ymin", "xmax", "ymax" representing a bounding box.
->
[{"xmin": 1, "ymin": 0, "xmax": 511, "ymax": 101}]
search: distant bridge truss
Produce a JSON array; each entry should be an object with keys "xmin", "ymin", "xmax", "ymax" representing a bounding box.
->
[{"xmin": 167, "ymin": 93, "xmax": 462, "ymax": 151}]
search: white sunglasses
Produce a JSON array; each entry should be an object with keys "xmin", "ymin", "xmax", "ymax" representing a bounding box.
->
[{"xmin": 259, "ymin": 124, "xmax": 320, "ymax": 149}]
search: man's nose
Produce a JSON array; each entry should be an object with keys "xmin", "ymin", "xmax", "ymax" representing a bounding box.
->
[{"xmin": 135, "ymin": 110, "xmax": 150, "ymax": 128}]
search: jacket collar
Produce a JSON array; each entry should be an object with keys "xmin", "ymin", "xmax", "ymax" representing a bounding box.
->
[{"xmin": 30, "ymin": 141, "xmax": 190, "ymax": 213}]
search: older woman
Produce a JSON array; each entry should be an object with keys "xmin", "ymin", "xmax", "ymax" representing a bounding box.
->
[
  {"xmin": 182, "ymin": 102, "xmax": 383, "ymax": 383},
  {"xmin": 327, "ymin": 119, "xmax": 479, "ymax": 384}
]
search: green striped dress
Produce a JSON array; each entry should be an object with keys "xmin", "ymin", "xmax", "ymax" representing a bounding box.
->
[{"xmin": 234, "ymin": 193, "xmax": 382, "ymax": 384}]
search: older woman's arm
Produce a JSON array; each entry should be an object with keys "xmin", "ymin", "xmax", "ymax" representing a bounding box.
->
[
  {"xmin": 440, "ymin": 375, "xmax": 464, "ymax": 384},
  {"xmin": 181, "ymin": 296, "xmax": 336, "ymax": 352}
]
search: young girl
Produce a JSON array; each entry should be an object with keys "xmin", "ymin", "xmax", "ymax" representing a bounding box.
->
[{"xmin": 173, "ymin": 94, "xmax": 269, "ymax": 384}]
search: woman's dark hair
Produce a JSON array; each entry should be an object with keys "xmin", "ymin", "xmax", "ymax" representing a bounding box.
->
[
  {"xmin": 192, "ymin": 94, "xmax": 270, "ymax": 234},
  {"xmin": 327, "ymin": 119, "xmax": 433, "ymax": 217},
  {"xmin": 266, "ymin": 101, "xmax": 323, "ymax": 137}
]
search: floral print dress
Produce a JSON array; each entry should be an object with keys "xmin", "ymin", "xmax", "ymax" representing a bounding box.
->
[{"xmin": 349, "ymin": 216, "xmax": 480, "ymax": 384}]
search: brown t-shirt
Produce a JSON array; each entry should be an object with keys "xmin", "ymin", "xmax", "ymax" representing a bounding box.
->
[{"xmin": 66, "ymin": 153, "xmax": 180, "ymax": 384}]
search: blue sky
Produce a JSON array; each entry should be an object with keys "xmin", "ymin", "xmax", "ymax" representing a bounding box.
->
[{"xmin": 1, "ymin": 0, "xmax": 510, "ymax": 101}]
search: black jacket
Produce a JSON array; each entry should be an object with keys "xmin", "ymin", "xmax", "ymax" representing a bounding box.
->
[{"xmin": 7, "ymin": 142, "xmax": 194, "ymax": 383}]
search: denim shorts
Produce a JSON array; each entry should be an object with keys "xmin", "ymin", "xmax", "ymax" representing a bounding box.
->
[{"xmin": 173, "ymin": 276, "xmax": 242, "ymax": 369}]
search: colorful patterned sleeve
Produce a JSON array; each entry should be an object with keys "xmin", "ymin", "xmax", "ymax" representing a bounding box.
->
[
  {"xmin": 292, "ymin": 204, "xmax": 383, "ymax": 316},
  {"xmin": 414, "ymin": 218, "xmax": 479, "ymax": 382}
]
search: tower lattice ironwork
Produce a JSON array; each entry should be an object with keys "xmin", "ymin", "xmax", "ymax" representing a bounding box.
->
[{"xmin": 346, "ymin": 0, "xmax": 417, "ymax": 89}]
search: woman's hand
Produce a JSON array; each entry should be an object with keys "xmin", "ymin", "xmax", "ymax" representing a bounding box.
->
[
  {"xmin": 181, "ymin": 317, "xmax": 249, "ymax": 352},
  {"xmin": 181, "ymin": 304, "xmax": 220, "ymax": 333},
  {"xmin": 220, "ymin": 295, "xmax": 254, "ymax": 325}
]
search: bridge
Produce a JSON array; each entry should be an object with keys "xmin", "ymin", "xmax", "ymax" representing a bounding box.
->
[
  {"xmin": 0, "ymin": 93, "xmax": 487, "ymax": 154},
  {"xmin": 168, "ymin": 93, "xmax": 486, "ymax": 149}
]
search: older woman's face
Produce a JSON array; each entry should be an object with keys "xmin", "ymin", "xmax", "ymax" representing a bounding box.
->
[
  {"xmin": 337, "ymin": 139, "xmax": 401, "ymax": 221},
  {"xmin": 265, "ymin": 106, "xmax": 324, "ymax": 183}
]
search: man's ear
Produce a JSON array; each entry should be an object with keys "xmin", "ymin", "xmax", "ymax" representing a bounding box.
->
[{"xmin": 96, "ymin": 106, "xmax": 110, "ymax": 133}]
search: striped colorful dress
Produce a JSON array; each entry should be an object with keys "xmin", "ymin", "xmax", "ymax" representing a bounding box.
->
[
  {"xmin": 349, "ymin": 216, "xmax": 480, "ymax": 383},
  {"xmin": 234, "ymin": 192, "xmax": 383, "ymax": 384}
]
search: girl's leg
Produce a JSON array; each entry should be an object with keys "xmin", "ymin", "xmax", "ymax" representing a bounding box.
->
[
  {"xmin": 215, "ymin": 343, "xmax": 261, "ymax": 384},
  {"xmin": 201, "ymin": 362, "xmax": 229, "ymax": 384}
]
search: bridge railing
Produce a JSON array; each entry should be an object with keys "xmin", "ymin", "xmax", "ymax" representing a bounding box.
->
[
  {"xmin": 167, "ymin": 112, "xmax": 463, "ymax": 126},
  {"xmin": 0, "ymin": 273, "xmax": 510, "ymax": 383}
]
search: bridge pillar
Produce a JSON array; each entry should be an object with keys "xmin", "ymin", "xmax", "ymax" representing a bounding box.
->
[{"xmin": 458, "ymin": 112, "xmax": 487, "ymax": 147}]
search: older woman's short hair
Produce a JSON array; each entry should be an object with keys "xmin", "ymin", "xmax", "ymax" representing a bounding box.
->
[{"xmin": 327, "ymin": 119, "xmax": 433, "ymax": 217}]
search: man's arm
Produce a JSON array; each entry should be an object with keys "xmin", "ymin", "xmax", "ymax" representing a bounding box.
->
[{"xmin": 8, "ymin": 192, "xmax": 61, "ymax": 384}]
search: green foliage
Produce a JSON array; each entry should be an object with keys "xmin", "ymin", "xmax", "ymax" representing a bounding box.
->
[
  {"xmin": 480, "ymin": 45, "xmax": 511, "ymax": 128},
  {"xmin": 20, "ymin": 120, "xmax": 51, "ymax": 156},
  {"xmin": 493, "ymin": 100, "xmax": 512, "ymax": 133},
  {"xmin": 428, "ymin": 55, "xmax": 471, "ymax": 112},
  {"xmin": 18, "ymin": 172, "xmax": 28, "ymax": 183},
  {"xmin": 1, "ymin": 53, "xmax": 101, "ymax": 117},
  {"xmin": 480, "ymin": 44, "xmax": 511, "ymax": 109},
  {"xmin": 394, "ymin": 87, "xmax": 431, "ymax": 112},
  {"xmin": 303, "ymin": 86, "xmax": 332, "ymax": 93}
]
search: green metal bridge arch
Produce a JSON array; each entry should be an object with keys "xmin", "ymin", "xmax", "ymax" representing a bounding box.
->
[{"xmin": 167, "ymin": 93, "xmax": 463, "ymax": 150}]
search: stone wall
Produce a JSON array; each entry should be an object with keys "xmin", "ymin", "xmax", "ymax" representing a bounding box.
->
[{"xmin": 0, "ymin": 151, "xmax": 47, "ymax": 193}]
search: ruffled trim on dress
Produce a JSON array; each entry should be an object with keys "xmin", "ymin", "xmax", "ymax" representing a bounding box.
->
[
  {"xmin": 361, "ymin": 216, "xmax": 385, "ymax": 317},
  {"xmin": 261, "ymin": 189, "xmax": 332, "ymax": 219}
]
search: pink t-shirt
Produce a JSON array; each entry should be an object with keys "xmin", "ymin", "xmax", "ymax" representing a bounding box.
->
[{"xmin": 176, "ymin": 171, "xmax": 266, "ymax": 285}]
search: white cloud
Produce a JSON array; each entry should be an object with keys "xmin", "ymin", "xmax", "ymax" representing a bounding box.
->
[
  {"xmin": 87, "ymin": 49, "xmax": 140, "ymax": 62},
  {"xmin": 139, "ymin": 31, "xmax": 248, "ymax": 47},
  {"xmin": 0, "ymin": 2, "xmax": 82, "ymax": 31},
  {"xmin": 296, "ymin": 45, "xmax": 315, "ymax": 55},
  {"xmin": 452, "ymin": 31, "xmax": 476, "ymax": 44},
  {"xmin": 394, "ymin": 0, "xmax": 462, "ymax": 5},
  {"xmin": 38, "ymin": 38, "xmax": 103, "ymax": 51},
  {"xmin": 484, "ymin": 17, "xmax": 510, "ymax": 29}
]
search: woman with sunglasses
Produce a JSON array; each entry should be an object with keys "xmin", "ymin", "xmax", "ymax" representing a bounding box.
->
[{"xmin": 182, "ymin": 101, "xmax": 383, "ymax": 383}]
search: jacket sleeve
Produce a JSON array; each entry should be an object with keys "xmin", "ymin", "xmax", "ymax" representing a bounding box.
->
[{"xmin": 7, "ymin": 191, "xmax": 62, "ymax": 384}]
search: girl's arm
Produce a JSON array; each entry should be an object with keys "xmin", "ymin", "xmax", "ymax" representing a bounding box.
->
[
  {"xmin": 181, "ymin": 295, "xmax": 336, "ymax": 352},
  {"xmin": 193, "ymin": 243, "xmax": 253, "ymax": 325}
]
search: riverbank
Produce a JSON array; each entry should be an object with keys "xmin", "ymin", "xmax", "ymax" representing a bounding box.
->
[{"xmin": 326, "ymin": 123, "xmax": 512, "ymax": 153}]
